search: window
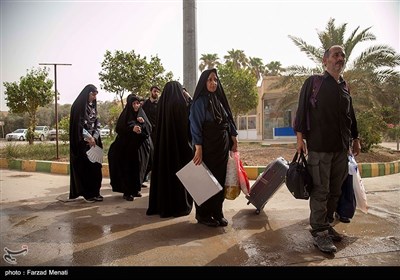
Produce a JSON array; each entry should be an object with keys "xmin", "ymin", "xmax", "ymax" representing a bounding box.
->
[
  {"xmin": 239, "ymin": 117, "xmax": 247, "ymax": 130},
  {"xmin": 237, "ymin": 115, "xmax": 256, "ymax": 130},
  {"xmin": 248, "ymin": 116, "xmax": 256, "ymax": 129}
]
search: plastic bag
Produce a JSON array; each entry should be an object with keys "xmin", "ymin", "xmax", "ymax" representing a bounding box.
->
[
  {"xmin": 224, "ymin": 152, "xmax": 240, "ymax": 200},
  {"xmin": 349, "ymin": 155, "xmax": 368, "ymax": 213},
  {"xmin": 336, "ymin": 174, "xmax": 356, "ymax": 219},
  {"xmin": 234, "ymin": 151, "xmax": 250, "ymax": 195},
  {"xmin": 336, "ymin": 155, "xmax": 359, "ymax": 219}
]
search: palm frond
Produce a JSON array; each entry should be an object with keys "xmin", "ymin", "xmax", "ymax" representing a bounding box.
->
[
  {"xmin": 288, "ymin": 35, "xmax": 323, "ymax": 65},
  {"xmin": 352, "ymin": 45, "xmax": 400, "ymax": 69}
]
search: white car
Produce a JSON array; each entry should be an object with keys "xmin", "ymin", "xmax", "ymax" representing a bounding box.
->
[
  {"xmin": 34, "ymin": 126, "xmax": 50, "ymax": 141},
  {"xmin": 48, "ymin": 128, "xmax": 66, "ymax": 141},
  {"xmin": 6, "ymin": 129, "xmax": 27, "ymax": 141}
]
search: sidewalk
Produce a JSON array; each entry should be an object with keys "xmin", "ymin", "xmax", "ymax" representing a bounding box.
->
[{"xmin": 0, "ymin": 169, "xmax": 399, "ymax": 269}]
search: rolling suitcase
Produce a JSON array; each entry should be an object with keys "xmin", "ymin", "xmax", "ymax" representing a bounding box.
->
[{"xmin": 246, "ymin": 157, "xmax": 289, "ymax": 214}]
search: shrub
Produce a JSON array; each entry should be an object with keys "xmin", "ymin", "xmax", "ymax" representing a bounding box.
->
[{"xmin": 357, "ymin": 108, "xmax": 386, "ymax": 152}]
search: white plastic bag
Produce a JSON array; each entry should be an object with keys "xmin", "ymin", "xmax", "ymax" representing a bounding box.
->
[
  {"xmin": 349, "ymin": 155, "xmax": 368, "ymax": 213},
  {"xmin": 224, "ymin": 152, "xmax": 240, "ymax": 200}
]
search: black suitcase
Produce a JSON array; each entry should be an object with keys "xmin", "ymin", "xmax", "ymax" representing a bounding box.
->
[{"xmin": 246, "ymin": 157, "xmax": 289, "ymax": 214}]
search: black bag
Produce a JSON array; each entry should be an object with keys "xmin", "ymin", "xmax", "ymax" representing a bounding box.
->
[{"xmin": 285, "ymin": 152, "xmax": 313, "ymax": 200}]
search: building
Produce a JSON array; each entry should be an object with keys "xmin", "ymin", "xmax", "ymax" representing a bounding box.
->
[{"xmin": 236, "ymin": 76, "xmax": 297, "ymax": 141}]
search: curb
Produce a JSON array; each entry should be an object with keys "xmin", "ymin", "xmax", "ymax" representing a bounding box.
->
[{"xmin": 1, "ymin": 158, "xmax": 399, "ymax": 179}]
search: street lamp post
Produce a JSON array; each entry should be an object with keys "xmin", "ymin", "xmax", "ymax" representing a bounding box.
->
[{"xmin": 39, "ymin": 63, "xmax": 72, "ymax": 159}]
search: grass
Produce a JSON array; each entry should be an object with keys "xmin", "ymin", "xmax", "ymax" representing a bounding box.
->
[{"xmin": 0, "ymin": 137, "xmax": 114, "ymax": 162}]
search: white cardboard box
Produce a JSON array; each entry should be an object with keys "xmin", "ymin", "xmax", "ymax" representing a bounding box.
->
[{"xmin": 176, "ymin": 161, "xmax": 223, "ymax": 206}]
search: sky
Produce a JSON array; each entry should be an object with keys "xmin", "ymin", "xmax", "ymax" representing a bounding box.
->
[{"xmin": 1, "ymin": 0, "xmax": 399, "ymax": 111}]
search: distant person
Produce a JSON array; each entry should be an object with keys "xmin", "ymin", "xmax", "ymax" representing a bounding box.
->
[
  {"xmin": 142, "ymin": 85, "xmax": 161, "ymax": 182},
  {"xmin": 293, "ymin": 45, "xmax": 361, "ymax": 253},
  {"xmin": 189, "ymin": 68, "xmax": 238, "ymax": 227},
  {"xmin": 108, "ymin": 94, "xmax": 152, "ymax": 201},
  {"xmin": 142, "ymin": 85, "xmax": 160, "ymax": 139},
  {"xmin": 69, "ymin": 84, "xmax": 103, "ymax": 203},
  {"xmin": 146, "ymin": 81, "xmax": 194, "ymax": 218}
]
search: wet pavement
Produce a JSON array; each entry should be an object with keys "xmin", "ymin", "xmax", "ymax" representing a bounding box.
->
[{"xmin": 0, "ymin": 169, "xmax": 399, "ymax": 271}]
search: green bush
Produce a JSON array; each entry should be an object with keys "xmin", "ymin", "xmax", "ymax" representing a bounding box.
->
[{"xmin": 357, "ymin": 108, "xmax": 386, "ymax": 152}]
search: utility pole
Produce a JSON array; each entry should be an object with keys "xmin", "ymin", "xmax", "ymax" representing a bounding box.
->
[
  {"xmin": 183, "ymin": 0, "xmax": 197, "ymax": 96},
  {"xmin": 39, "ymin": 63, "xmax": 72, "ymax": 159}
]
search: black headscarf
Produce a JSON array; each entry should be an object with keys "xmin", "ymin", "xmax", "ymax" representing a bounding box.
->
[
  {"xmin": 69, "ymin": 84, "xmax": 101, "ymax": 157},
  {"xmin": 147, "ymin": 81, "xmax": 194, "ymax": 217},
  {"xmin": 108, "ymin": 93, "xmax": 152, "ymax": 195},
  {"xmin": 115, "ymin": 94, "xmax": 146, "ymax": 134},
  {"xmin": 69, "ymin": 84, "xmax": 102, "ymax": 200},
  {"xmin": 192, "ymin": 68, "xmax": 236, "ymax": 128}
]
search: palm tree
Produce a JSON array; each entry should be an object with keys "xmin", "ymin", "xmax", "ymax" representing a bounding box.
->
[
  {"xmin": 248, "ymin": 57, "xmax": 265, "ymax": 82},
  {"xmin": 275, "ymin": 18, "xmax": 400, "ymax": 113},
  {"xmin": 199, "ymin": 53, "xmax": 220, "ymax": 72},
  {"xmin": 264, "ymin": 61, "xmax": 285, "ymax": 76},
  {"xmin": 224, "ymin": 49, "xmax": 249, "ymax": 69}
]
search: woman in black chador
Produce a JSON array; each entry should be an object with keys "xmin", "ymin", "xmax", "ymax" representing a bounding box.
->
[
  {"xmin": 189, "ymin": 69, "xmax": 238, "ymax": 227},
  {"xmin": 108, "ymin": 94, "xmax": 152, "ymax": 201},
  {"xmin": 146, "ymin": 81, "xmax": 194, "ymax": 218},
  {"xmin": 69, "ymin": 84, "xmax": 103, "ymax": 203}
]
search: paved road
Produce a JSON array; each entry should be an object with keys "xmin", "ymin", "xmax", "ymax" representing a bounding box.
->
[{"xmin": 0, "ymin": 169, "xmax": 399, "ymax": 272}]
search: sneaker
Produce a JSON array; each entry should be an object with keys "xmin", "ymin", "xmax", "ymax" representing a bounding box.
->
[
  {"xmin": 313, "ymin": 230, "xmax": 337, "ymax": 253},
  {"xmin": 94, "ymin": 195, "xmax": 103, "ymax": 202},
  {"xmin": 84, "ymin": 197, "xmax": 96, "ymax": 203},
  {"xmin": 328, "ymin": 227, "xmax": 344, "ymax": 242},
  {"xmin": 134, "ymin": 192, "xmax": 142, "ymax": 198}
]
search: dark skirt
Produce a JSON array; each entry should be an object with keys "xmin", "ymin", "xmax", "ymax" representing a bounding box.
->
[{"xmin": 195, "ymin": 121, "xmax": 230, "ymax": 219}]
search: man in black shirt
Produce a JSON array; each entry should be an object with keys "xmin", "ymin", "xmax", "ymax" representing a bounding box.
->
[
  {"xmin": 142, "ymin": 86, "xmax": 160, "ymax": 142},
  {"xmin": 142, "ymin": 85, "xmax": 161, "ymax": 182},
  {"xmin": 294, "ymin": 45, "xmax": 361, "ymax": 253}
]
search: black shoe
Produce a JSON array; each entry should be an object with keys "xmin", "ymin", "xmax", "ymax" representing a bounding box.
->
[
  {"xmin": 123, "ymin": 194, "xmax": 134, "ymax": 201},
  {"xmin": 313, "ymin": 230, "xmax": 337, "ymax": 253},
  {"xmin": 94, "ymin": 195, "xmax": 103, "ymax": 202},
  {"xmin": 84, "ymin": 197, "xmax": 96, "ymax": 203},
  {"xmin": 216, "ymin": 217, "xmax": 228, "ymax": 227},
  {"xmin": 197, "ymin": 217, "xmax": 219, "ymax": 227},
  {"xmin": 134, "ymin": 192, "xmax": 142, "ymax": 197},
  {"xmin": 328, "ymin": 227, "xmax": 344, "ymax": 242}
]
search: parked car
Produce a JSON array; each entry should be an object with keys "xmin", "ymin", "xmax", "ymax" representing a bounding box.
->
[
  {"xmin": 100, "ymin": 126, "xmax": 110, "ymax": 137},
  {"xmin": 6, "ymin": 129, "xmax": 27, "ymax": 141},
  {"xmin": 34, "ymin": 126, "xmax": 50, "ymax": 141},
  {"xmin": 48, "ymin": 128, "xmax": 66, "ymax": 141}
]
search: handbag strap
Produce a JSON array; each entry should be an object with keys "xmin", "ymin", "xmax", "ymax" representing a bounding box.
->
[
  {"xmin": 299, "ymin": 151, "xmax": 308, "ymax": 165},
  {"xmin": 291, "ymin": 152, "xmax": 299, "ymax": 163},
  {"xmin": 291, "ymin": 151, "xmax": 308, "ymax": 165}
]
